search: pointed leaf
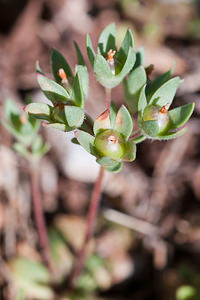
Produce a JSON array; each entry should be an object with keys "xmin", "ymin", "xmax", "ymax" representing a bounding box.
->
[
  {"xmin": 64, "ymin": 106, "xmax": 84, "ymax": 127},
  {"xmin": 146, "ymin": 68, "xmax": 174, "ymax": 101},
  {"xmin": 117, "ymin": 29, "xmax": 134, "ymax": 66},
  {"xmin": 86, "ymin": 34, "xmax": 96, "ymax": 67},
  {"xmin": 94, "ymin": 48, "xmax": 136, "ymax": 89},
  {"xmin": 114, "ymin": 105, "xmax": 133, "ymax": 139},
  {"xmin": 2, "ymin": 120, "xmax": 22, "ymax": 141},
  {"xmin": 37, "ymin": 74, "xmax": 70, "ymax": 103},
  {"xmin": 75, "ymin": 130, "xmax": 95, "ymax": 155},
  {"xmin": 93, "ymin": 109, "xmax": 111, "ymax": 135},
  {"xmin": 51, "ymin": 49, "xmax": 73, "ymax": 84},
  {"xmin": 42, "ymin": 122, "xmax": 71, "ymax": 132},
  {"xmin": 168, "ymin": 103, "xmax": 194, "ymax": 130},
  {"xmin": 114, "ymin": 47, "xmax": 136, "ymax": 84},
  {"xmin": 5, "ymin": 99, "xmax": 21, "ymax": 128},
  {"xmin": 94, "ymin": 54, "xmax": 114, "ymax": 88},
  {"xmin": 138, "ymin": 84, "xmax": 147, "ymax": 113},
  {"xmin": 133, "ymin": 47, "xmax": 145, "ymax": 70},
  {"xmin": 36, "ymin": 61, "xmax": 44, "ymax": 75},
  {"xmin": 110, "ymin": 101, "xmax": 117, "ymax": 128},
  {"xmin": 24, "ymin": 103, "xmax": 52, "ymax": 121},
  {"xmin": 141, "ymin": 120, "xmax": 159, "ymax": 137},
  {"xmin": 75, "ymin": 65, "xmax": 89, "ymax": 98},
  {"xmin": 72, "ymin": 72, "xmax": 85, "ymax": 107},
  {"xmin": 124, "ymin": 65, "xmax": 147, "ymax": 114},
  {"xmin": 74, "ymin": 41, "xmax": 86, "ymax": 65},
  {"xmin": 158, "ymin": 127, "xmax": 186, "ymax": 140},
  {"xmin": 98, "ymin": 23, "xmax": 116, "ymax": 56},
  {"xmin": 149, "ymin": 77, "xmax": 183, "ymax": 107},
  {"xmin": 122, "ymin": 140, "xmax": 136, "ymax": 161}
]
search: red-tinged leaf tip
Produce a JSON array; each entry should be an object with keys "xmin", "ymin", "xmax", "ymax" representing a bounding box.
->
[
  {"xmin": 74, "ymin": 130, "xmax": 79, "ymax": 139},
  {"xmin": 23, "ymin": 104, "xmax": 29, "ymax": 112},
  {"xmin": 96, "ymin": 109, "xmax": 110, "ymax": 122}
]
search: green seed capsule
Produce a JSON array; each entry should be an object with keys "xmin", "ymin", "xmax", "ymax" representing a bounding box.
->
[
  {"xmin": 94, "ymin": 129, "xmax": 126, "ymax": 160},
  {"xmin": 141, "ymin": 104, "xmax": 170, "ymax": 136}
]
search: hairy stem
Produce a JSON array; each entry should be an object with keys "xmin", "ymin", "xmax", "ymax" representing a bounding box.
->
[
  {"xmin": 30, "ymin": 165, "xmax": 53, "ymax": 273},
  {"xmin": 70, "ymin": 166, "xmax": 105, "ymax": 286}
]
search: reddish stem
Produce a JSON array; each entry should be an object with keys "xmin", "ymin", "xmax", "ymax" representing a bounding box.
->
[
  {"xmin": 106, "ymin": 88, "xmax": 111, "ymax": 110},
  {"xmin": 30, "ymin": 166, "xmax": 53, "ymax": 273},
  {"xmin": 70, "ymin": 166, "xmax": 105, "ymax": 286}
]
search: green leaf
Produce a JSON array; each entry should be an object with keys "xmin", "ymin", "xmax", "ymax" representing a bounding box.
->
[
  {"xmin": 75, "ymin": 65, "xmax": 89, "ymax": 99},
  {"xmin": 122, "ymin": 140, "xmax": 136, "ymax": 161},
  {"xmin": 124, "ymin": 65, "xmax": 147, "ymax": 114},
  {"xmin": 149, "ymin": 77, "xmax": 183, "ymax": 107},
  {"xmin": 97, "ymin": 156, "xmax": 118, "ymax": 167},
  {"xmin": 74, "ymin": 41, "xmax": 86, "ymax": 65},
  {"xmin": 31, "ymin": 135, "xmax": 43, "ymax": 153},
  {"xmin": 24, "ymin": 103, "xmax": 52, "ymax": 121},
  {"xmin": 176, "ymin": 285, "xmax": 197, "ymax": 300},
  {"xmin": 94, "ymin": 54, "xmax": 114, "ymax": 88},
  {"xmin": 98, "ymin": 23, "xmax": 116, "ymax": 56},
  {"xmin": 35, "ymin": 61, "xmax": 44, "ymax": 75},
  {"xmin": 114, "ymin": 47, "xmax": 136, "ymax": 85},
  {"xmin": 158, "ymin": 127, "xmax": 186, "ymax": 140},
  {"xmin": 117, "ymin": 29, "xmax": 134, "ymax": 67},
  {"xmin": 64, "ymin": 106, "xmax": 84, "ymax": 127},
  {"xmin": 105, "ymin": 161, "xmax": 123, "ymax": 173},
  {"xmin": 132, "ymin": 134, "xmax": 146, "ymax": 144},
  {"xmin": 168, "ymin": 103, "xmax": 194, "ymax": 130},
  {"xmin": 133, "ymin": 47, "xmax": 145, "ymax": 70},
  {"xmin": 72, "ymin": 72, "xmax": 85, "ymax": 107},
  {"xmin": 93, "ymin": 109, "xmax": 111, "ymax": 135},
  {"xmin": 146, "ymin": 68, "xmax": 173, "ymax": 101},
  {"xmin": 51, "ymin": 49, "xmax": 73, "ymax": 84},
  {"xmin": 94, "ymin": 47, "xmax": 136, "ymax": 89},
  {"xmin": 138, "ymin": 84, "xmax": 147, "ymax": 114},
  {"xmin": 5, "ymin": 99, "xmax": 21, "ymax": 129},
  {"xmin": 75, "ymin": 130, "xmax": 95, "ymax": 155},
  {"xmin": 97, "ymin": 157, "xmax": 123, "ymax": 173},
  {"xmin": 110, "ymin": 101, "xmax": 117, "ymax": 128},
  {"xmin": 114, "ymin": 105, "xmax": 133, "ymax": 139},
  {"xmin": 42, "ymin": 122, "xmax": 71, "ymax": 132},
  {"xmin": 10, "ymin": 257, "xmax": 53, "ymax": 300},
  {"xmin": 37, "ymin": 74, "xmax": 70, "ymax": 103},
  {"xmin": 13, "ymin": 142, "xmax": 29, "ymax": 158},
  {"xmin": 141, "ymin": 120, "xmax": 159, "ymax": 137},
  {"xmin": 86, "ymin": 34, "xmax": 96, "ymax": 67}
]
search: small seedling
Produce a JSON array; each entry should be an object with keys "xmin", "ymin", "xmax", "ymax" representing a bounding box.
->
[{"xmin": 2, "ymin": 99, "xmax": 52, "ymax": 272}]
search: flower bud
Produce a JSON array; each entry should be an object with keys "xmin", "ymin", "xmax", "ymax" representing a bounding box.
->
[{"xmin": 94, "ymin": 129, "xmax": 126, "ymax": 160}]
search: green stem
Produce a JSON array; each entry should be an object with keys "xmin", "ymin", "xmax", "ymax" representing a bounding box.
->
[{"xmin": 70, "ymin": 166, "xmax": 105, "ymax": 286}]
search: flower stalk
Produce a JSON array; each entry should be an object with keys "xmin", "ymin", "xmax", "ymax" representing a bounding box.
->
[
  {"xmin": 70, "ymin": 166, "xmax": 104, "ymax": 286},
  {"xmin": 30, "ymin": 165, "xmax": 53, "ymax": 274}
]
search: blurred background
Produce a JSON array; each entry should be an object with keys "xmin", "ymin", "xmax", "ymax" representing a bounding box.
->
[{"xmin": 0, "ymin": 0, "xmax": 200, "ymax": 299}]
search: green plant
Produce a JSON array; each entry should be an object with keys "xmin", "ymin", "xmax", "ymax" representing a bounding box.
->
[
  {"xmin": 23, "ymin": 23, "xmax": 194, "ymax": 287},
  {"xmin": 2, "ymin": 99, "xmax": 53, "ymax": 273}
]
